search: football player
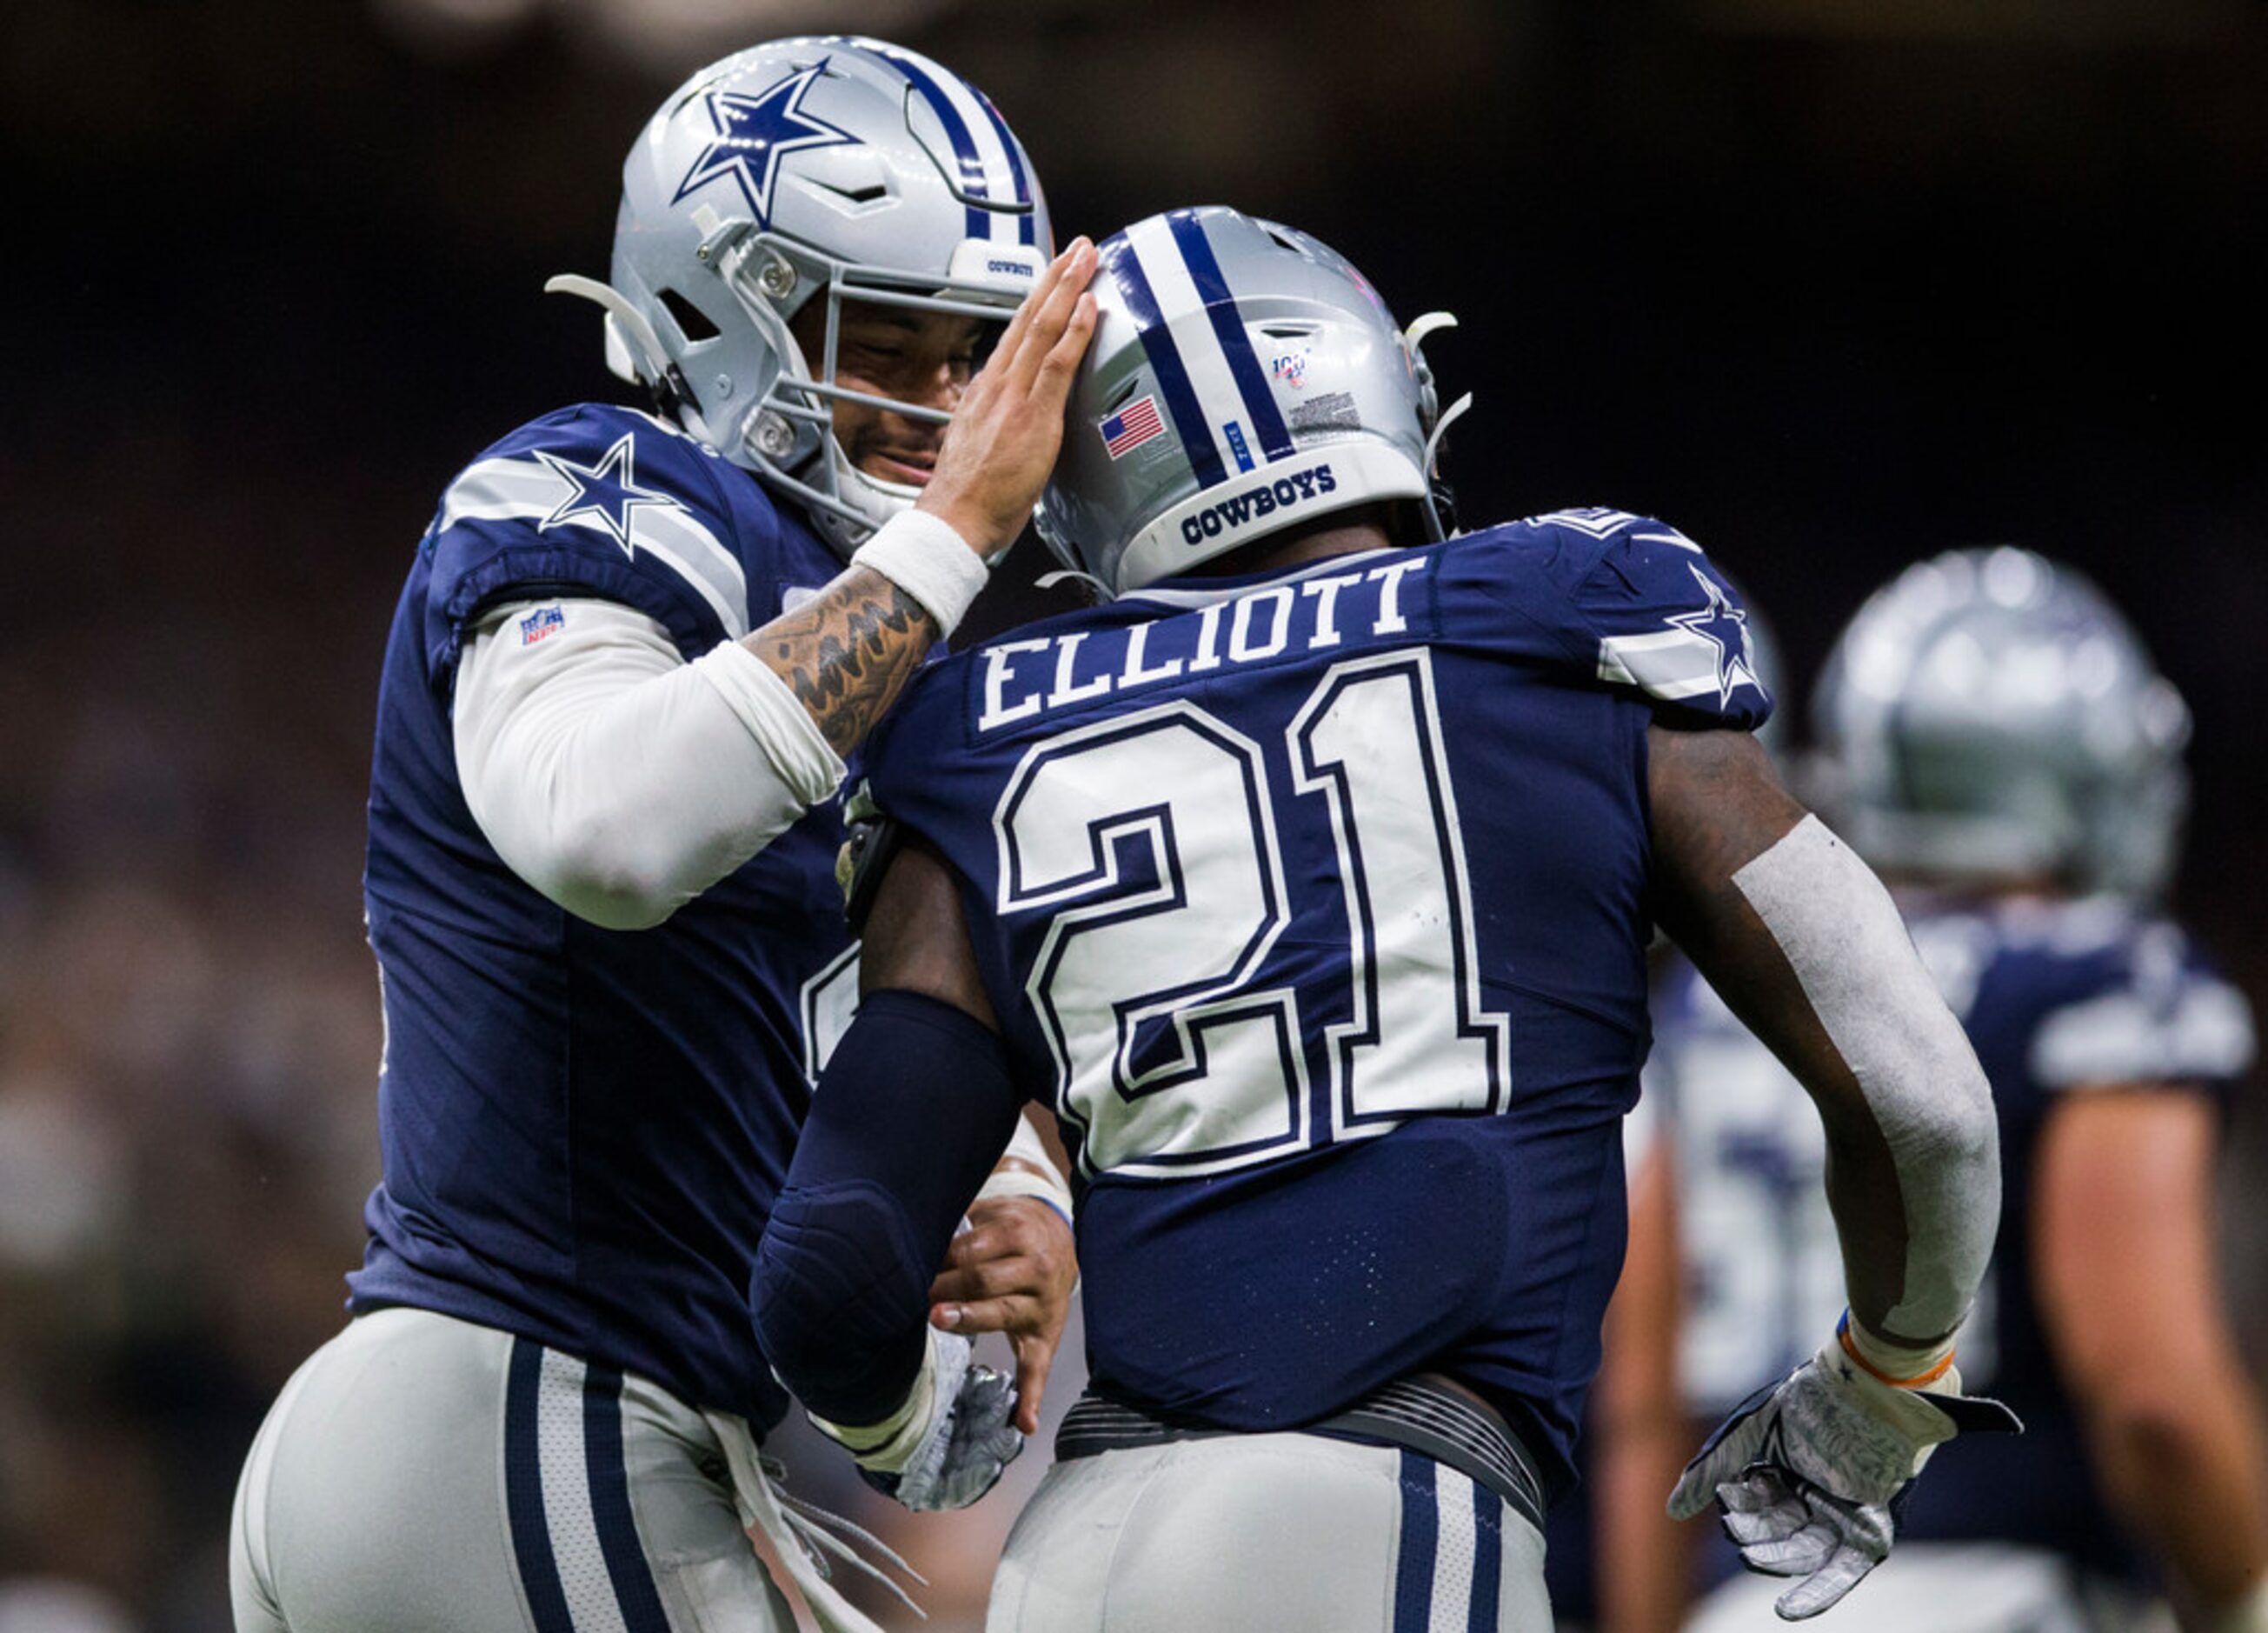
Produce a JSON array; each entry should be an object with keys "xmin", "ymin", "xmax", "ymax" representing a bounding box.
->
[
  {"xmin": 747, "ymin": 206, "xmax": 2016, "ymax": 1629},
  {"xmin": 228, "ymin": 37, "xmax": 1091, "ymax": 1633},
  {"xmin": 1541, "ymin": 596, "xmax": 1793, "ymax": 1633},
  {"xmin": 1614, "ymin": 549, "xmax": 2268, "ymax": 1632}
]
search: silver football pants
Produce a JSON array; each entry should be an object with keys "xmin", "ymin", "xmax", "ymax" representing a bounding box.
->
[
  {"xmin": 987, "ymin": 1431, "xmax": 1553, "ymax": 1631},
  {"xmin": 228, "ymin": 1307, "xmax": 801, "ymax": 1633}
]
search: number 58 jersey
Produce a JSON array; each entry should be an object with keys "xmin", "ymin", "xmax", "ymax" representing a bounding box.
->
[{"xmin": 859, "ymin": 509, "xmax": 1771, "ymax": 1495}]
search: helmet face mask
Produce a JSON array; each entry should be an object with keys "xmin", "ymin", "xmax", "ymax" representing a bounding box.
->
[
  {"xmin": 1812, "ymin": 547, "xmax": 2192, "ymax": 901},
  {"xmin": 1036, "ymin": 208, "xmax": 1459, "ymax": 596},
  {"xmin": 569, "ymin": 37, "xmax": 1050, "ymax": 555}
]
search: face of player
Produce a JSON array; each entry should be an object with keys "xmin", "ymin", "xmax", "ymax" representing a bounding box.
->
[{"xmin": 788, "ymin": 299, "xmax": 989, "ymax": 489}]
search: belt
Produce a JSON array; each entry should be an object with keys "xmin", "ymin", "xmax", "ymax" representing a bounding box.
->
[{"xmin": 1055, "ymin": 1376, "xmax": 1546, "ymax": 1533}]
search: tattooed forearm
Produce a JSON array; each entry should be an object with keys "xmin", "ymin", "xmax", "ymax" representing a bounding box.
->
[{"xmin": 750, "ymin": 567, "xmax": 941, "ymax": 755}]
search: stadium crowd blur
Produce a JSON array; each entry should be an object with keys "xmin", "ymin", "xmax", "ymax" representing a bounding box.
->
[{"xmin": 5, "ymin": 0, "xmax": 2266, "ymax": 1626}]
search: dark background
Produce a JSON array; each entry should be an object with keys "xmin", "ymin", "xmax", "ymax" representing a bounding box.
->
[{"xmin": 3, "ymin": 1, "xmax": 2264, "ymax": 1627}]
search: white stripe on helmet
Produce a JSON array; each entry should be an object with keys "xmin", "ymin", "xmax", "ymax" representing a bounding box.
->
[{"xmin": 1121, "ymin": 217, "xmax": 1257, "ymax": 465}]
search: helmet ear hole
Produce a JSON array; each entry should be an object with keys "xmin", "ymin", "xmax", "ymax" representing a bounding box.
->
[{"xmin": 658, "ymin": 289, "xmax": 720, "ymax": 343}]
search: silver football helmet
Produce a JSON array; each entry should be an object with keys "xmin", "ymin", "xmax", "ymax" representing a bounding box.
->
[
  {"xmin": 1812, "ymin": 547, "xmax": 2192, "ymax": 899},
  {"xmin": 549, "ymin": 37, "xmax": 1050, "ymax": 555},
  {"xmin": 1035, "ymin": 207, "xmax": 1465, "ymax": 594}
]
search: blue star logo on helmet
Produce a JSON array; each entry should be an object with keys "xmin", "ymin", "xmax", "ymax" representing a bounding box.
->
[
  {"xmin": 532, "ymin": 434, "xmax": 684, "ymax": 554},
  {"xmin": 1666, "ymin": 565, "xmax": 1764, "ymax": 708},
  {"xmin": 672, "ymin": 63, "xmax": 856, "ymax": 225}
]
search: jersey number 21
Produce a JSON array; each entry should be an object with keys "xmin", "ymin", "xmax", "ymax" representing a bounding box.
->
[{"xmin": 995, "ymin": 650, "xmax": 1513, "ymax": 1178}]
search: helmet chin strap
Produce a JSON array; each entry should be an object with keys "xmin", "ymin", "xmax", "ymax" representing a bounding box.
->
[
  {"xmin": 1420, "ymin": 392, "xmax": 1474, "ymax": 542},
  {"xmin": 545, "ymin": 275, "xmax": 715, "ymax": 444},
  {"xmin": 1422, "ymin": 392, "xmax": 1473, "ymax": 477},
  {"xmin": 1406, "ymin": 311, "xmax": 1470, "ymax": 543},
  {"xmin": 1035, "ymin": 567, "xmax": 1115, "ymax": 601},
  {"xmin": 832, "ymin": 444, "xmax": 922, "ymax": 529},
  {"xmin": 1403, "ymin": 311, "xmax": 1459, "ymax": 352}
]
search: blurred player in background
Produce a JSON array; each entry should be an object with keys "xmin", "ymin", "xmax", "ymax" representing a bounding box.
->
[
  {"xmin": 746, "ymin": 205, "xmax": 2014, "ymax": 1630},
  {"xmin": 229, "ymin": 37, "xmax": 1090, "ymax": 1633},
  {"xmin": 1608, "ymin": 547, "xmax": 2268, "ymax": 1632}
]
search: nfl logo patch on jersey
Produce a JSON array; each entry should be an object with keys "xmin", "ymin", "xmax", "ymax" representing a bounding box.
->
[{"xmin": 520, "ymin": 605, "xmax": 566, "ymax": 646}]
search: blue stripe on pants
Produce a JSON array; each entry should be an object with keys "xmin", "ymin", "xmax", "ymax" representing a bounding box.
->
[
  {"xmin": 1394, "ymin": 1449, "xmax": 1439, "ymax": 1633},
  {"xmin": 504, "ymin": 1339, "xmax": 575, "ymax": 1633},
  {"xmin": 1468, "ymin": 1478, "xmax": 1502, "ymax": 1631},
  {"xmin": 584, "ymin": 1363, "xmax": 673, "ymax": 1633}
]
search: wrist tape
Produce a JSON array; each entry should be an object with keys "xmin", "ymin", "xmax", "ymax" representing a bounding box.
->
[{"xmin": 851, "ymin": 509, "xmax": 989, "ymax": 635}]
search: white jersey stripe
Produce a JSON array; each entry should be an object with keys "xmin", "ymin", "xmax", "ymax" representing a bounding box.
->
[
  {"xmin": 2031, "ymin": 978, "xmax": 2256, "ymax": 1087},
  {"xmin": 1533, "ymin": 507, "xmax": 1642, "ymax": 539},
  {"xmin": 1428, "ymin": 1464, "xmax": 1480, "ymax": 1633},
  {"xmin": 633, "ymin": 510, "xmax": 750, "ymax": 639},
  {"xmin": 1632, "ymin": 528, "xmax": 1705, "ymax": 553},
  {"xmin": 534, "ymin": 1350, "xmax": 633, "ymax": 1633},
  {"xmin": 1598, "ymin": 626, "xmax": 1713, "ymax": 657},
  {"xmin": 1598, "ymin": 630, "xmax": 1737, "ymax": 699},
  {"xmin": 1122, "ymin": 217, "xmax": 1259, "ymax": 470},
  {"xmin": 438, "ymin": 457, "xmax": 749, "ymax": 640}
]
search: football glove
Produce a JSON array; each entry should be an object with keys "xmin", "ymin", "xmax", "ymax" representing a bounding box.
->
[
  {"xmin": 810, "ymin": 1328, "xmax": 1024, "ymax": 1512},
  {"xmin": 1668, "ymin": 1327, "xmax": 2021, "ymax": 1620}
]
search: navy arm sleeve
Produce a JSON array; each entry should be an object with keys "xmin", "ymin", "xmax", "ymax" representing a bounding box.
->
[{"xmin": 749, "ymin": 989, "xmax": 1021, "ymax": 1426}]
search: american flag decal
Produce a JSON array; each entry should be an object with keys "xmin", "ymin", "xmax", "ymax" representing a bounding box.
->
[{"xmin": 1099, "ymin": 396, "xmax": 1167, "ymax": 459}]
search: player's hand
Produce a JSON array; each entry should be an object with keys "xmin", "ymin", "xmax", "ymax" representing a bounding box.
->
[
  {"xmin": 928, "ymin": 1195, "xmax": 1077, "ymax": 1435},
  {"xmin": 918, "ymin": 237, "xmax": 1099, "ymax": 558},
  {"xmin": 836, "ymin": 1329, "xmax": 1024, "ymax": 1512},
  {"xmin": 1667, "ymin": 1336, "xmax": 2020, "ymax": 1620}
]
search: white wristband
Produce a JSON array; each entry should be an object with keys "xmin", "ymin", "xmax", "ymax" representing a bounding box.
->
[
  {"xmin": 851, "ymin": 508, "xmax": 989, "ymax": 635},
  {"xmin": 808, "ymin": 1326, "xmax": 954, "ymax": 1470},
  {"xmin": 979, "ymin": 1116, "xmax": 1074, "ymax": 1228},
  {"xmin": 976, "ymin": 1168, "xmax": 1074, "ymax": 1230},
  {"xmin": 1840, "ymin": 1310, "xmax": 1957, "ymax": 1388}
]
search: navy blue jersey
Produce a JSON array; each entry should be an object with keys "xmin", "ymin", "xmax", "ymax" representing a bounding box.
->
[
  {"xmin": 1653, "ymin": 896, "xmax": 2254, "ymax": 1582},
  {"xmin": 860, "ymin": 509, "xmax": 1771, "ymax": 1494},
  {"xmin": 349, "ymin": 402, "xmax": 860, "ymax": 1428}
]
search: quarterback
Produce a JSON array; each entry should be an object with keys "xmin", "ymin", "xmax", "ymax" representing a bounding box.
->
[
  {"xmin": 749, "ymin": 207, "xmax": 2017, "ymax": 1629},
  {"xmin": 229, "ymin": 37, "xmax": 1090, "ymax": 1633}
]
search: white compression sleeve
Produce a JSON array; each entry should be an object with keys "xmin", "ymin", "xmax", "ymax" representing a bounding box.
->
[
  {"xmin": 1733, "ymin": 815, "xmax": 2000, "ymax": 1344},
  {"xmin": 456, "ymin": 598, "xmax": 845, "ymax": 930}
]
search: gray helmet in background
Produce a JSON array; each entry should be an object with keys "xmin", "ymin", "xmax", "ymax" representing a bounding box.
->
[
  {"xmin": 549, "ymin": 37, "xmax": 1050, "ymax": 555},
  {"xmin": 1812, "ymin": 546, "xmax": 2192, "ymax": 900},
  {"xmin": 1036, "ymin": 207, "xmax": 1464, "ymax": 595}
]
